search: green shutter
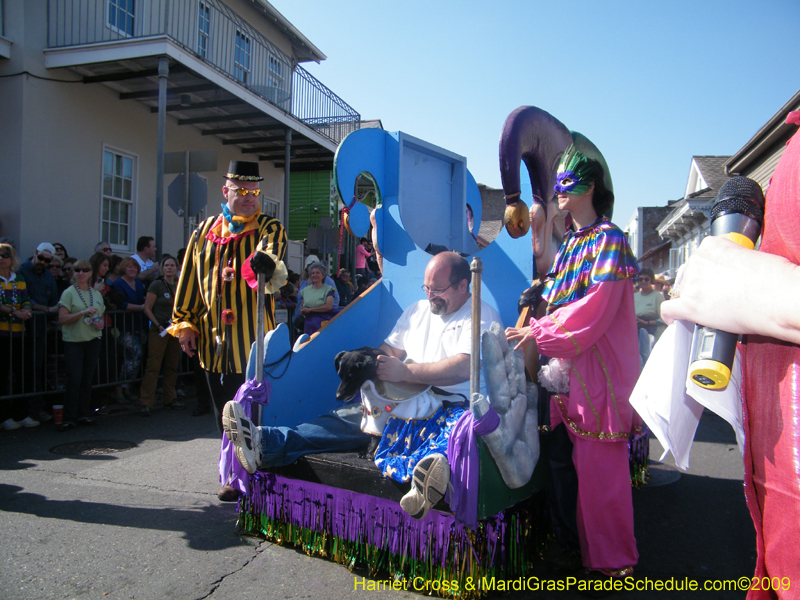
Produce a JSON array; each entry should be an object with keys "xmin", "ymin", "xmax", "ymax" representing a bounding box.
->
[{"xmin": 288, "ymin": 171, "xmax": 333, "ymax": 241}]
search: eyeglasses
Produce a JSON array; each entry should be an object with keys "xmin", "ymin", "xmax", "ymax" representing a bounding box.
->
[
  {"xmin": 73, "ymin": 268, "xmax": 92, "ymax": 273},
  {"xmin": 422, "ymin": 283, "xmax": 453, "ymax": 297},
  {"xmin": 0, "ymin": 253, "xmax": 10, "ymax": 259},
  {"xmin": 228, "ymin": 186, "xmax": 261, "ymax": 197},
  {"xmin": 36, "ymin": 254, "xmax": 52, "ymax": 263}
]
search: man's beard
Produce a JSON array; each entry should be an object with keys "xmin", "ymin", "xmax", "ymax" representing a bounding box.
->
[{"xmin": 429, "ymin": 297, "xmax": 447, "ymax": 316}]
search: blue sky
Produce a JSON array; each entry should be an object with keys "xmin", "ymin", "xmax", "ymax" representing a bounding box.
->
[{"xmin": 278, "ymin": 0, "xmax": 800, "ymax": 226}]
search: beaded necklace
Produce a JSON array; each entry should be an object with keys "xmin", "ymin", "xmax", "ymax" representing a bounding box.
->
[
  {"xmin": 2, "ymin": 278, "xmax": 21, "ymax": 315},
  {"xmin": 74, "ymin": 284, "xmax": 95, "ymax": 311}
]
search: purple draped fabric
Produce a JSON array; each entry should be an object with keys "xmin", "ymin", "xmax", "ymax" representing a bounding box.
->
[
  {"xmin": 247, "ymin": 471, "xmax": 518, "ymax": 566},
  {"xmin": 446, "ymin": 405, "xmax": 501, "ymax": 528},
  {"xmin": 218, "ymin": 378, "xmax": 271, "ymax": 495}
]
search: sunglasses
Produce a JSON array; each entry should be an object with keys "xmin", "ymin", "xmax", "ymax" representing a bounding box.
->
[
  {"xmin": 36, "ymin": 254, "xmax": 52, "ymax": 263},
  {"xmin": 228, "ymin": 186, "xmax": 261, "ymax": 196},
  {"xmin": 73, "ymin": 268, "xmax": 92, "ymax": 273},
  {"xmin": 0, "ymin": 253, "xmax": 10, "ymax": 259},
  {"xmin": 638, "ymin": 277, "xmax": 651, "ymax": 283},
  {"xmin": 49, "ymin": 264, "xmax": 61, "ymax": 270}
]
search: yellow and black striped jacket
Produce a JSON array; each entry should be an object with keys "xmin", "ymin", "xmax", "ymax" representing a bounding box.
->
[
  {"xmin": 172, "ymin": 213, "xmax": 287, "ymax": 374},
  {"xmin": 1, "ymin": 274, "xmax": 32, "ymax": 336}
]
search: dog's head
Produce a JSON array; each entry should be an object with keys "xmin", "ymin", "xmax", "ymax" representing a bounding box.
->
[{"xmin": 334, "ymin": 346, "xmax": 384, "ymax": 401}]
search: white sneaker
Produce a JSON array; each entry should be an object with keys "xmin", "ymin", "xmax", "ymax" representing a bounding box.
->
[
  {"xmin": 2, "ymin": 418, "xmax": 22, "ymax": 430},
  {"xmin": 21, "ymin": 416, "xmax": 40, "ymax": 428},
  {"xmin": 400, "ymin": 453, "xmax": 450, "ymax": 520},
  {"xmin": 222, "ymin": 401, "xmax": 261, "ymax": 474}
]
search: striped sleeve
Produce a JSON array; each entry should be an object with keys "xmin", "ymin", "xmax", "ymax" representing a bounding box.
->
[{"xmin": 171, "ymin": 224, "xmax": 207, "ymax": 336}]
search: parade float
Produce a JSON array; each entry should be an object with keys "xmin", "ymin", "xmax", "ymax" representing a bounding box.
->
[{"xmin": 230, "ymin": 108, "xmax": 647, "ymax": 597}]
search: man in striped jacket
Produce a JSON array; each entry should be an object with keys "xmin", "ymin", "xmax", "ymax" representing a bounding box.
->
[{"xmin": 170, "ymin": 161, "xmax": 287, "ymax": 497}]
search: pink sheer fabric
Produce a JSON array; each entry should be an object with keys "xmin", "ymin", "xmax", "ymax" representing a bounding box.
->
[
  {"xmin": 742, "ymin": 116, "xmax": 800, "ymax": 599},
  {"xmin": 531, "ymin": 278, "xmax": 641, "ymax": 440}
]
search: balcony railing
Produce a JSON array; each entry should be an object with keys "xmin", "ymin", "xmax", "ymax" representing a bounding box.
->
[{"xmin": 47, "ymin": 0, "xmax": 360, "ymax": 145}]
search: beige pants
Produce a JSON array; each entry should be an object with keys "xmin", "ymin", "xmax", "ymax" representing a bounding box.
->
[{"xmin": 139, "ymin": 324, "xmax": 181, "ymax": 408}]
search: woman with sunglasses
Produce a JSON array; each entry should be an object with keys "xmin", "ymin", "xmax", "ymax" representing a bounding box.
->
[
  {"xmin": 0, "ymin": 244, "xmax": 35, "ymax": 430},
  {"xmin": 505, "ymin": 144, "xmax": 640, "ymax": 580},
  {"xmin": 49, "ymin": 256, "xmax": 70, "ymax": 295},
  {"xmin": 140, "ymin": 255, "xmax": 185, "ymax": 415},
  {"xmin": 57, "ymin": 259, "xmax": 104, "ymax": 430},
  {"xmin": 53, "ymin": 243, "xmax": 69, "ymax": 261}
]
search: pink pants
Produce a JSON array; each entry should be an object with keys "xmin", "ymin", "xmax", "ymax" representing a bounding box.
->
[{"xmin": 552, "ymin": 397, "xmax": 638, "ymax": 571}]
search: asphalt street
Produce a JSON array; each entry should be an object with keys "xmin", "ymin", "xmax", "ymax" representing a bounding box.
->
[{"xmin": 0, "ymin": 388, "xmax": 755, "ymax": 600}]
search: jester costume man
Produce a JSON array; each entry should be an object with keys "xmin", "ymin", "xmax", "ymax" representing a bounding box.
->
[
  {"xmin": 532, "ymin": 145, "xmax": 641, "ymax": 576},
  {"xmin": 169, "ymin": 160, "xmax": 287, "ymax": 422}
]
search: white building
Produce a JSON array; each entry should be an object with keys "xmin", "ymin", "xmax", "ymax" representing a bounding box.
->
[{"xmin": 656, "ymin": 156, "xmax": 730, "ymax": 277}]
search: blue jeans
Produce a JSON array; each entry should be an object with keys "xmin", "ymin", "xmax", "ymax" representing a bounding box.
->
[
  {"xmin": 259, "ymin": 404, "xmax": 369, "ymax": 468},
  {"xmin": 638, "ymin": 327, "xmax": 654, "ymax": 370}
]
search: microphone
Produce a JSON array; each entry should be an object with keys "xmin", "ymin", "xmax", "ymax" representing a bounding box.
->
[{"xmin": 689, "ymin": 176, "xmax": 765, "ymax": 390}]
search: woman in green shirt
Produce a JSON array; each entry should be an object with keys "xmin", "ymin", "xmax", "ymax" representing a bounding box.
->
[
  {"xmin": 57, "ymin": 259, "xmax": 105, "ymax": 430},
  {"xmin": 296, "ymin": 262, "xmax": 337, "ymax": 336}
]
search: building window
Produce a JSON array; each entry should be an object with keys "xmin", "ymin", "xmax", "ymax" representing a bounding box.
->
[
  {"xmin": 102, "ymin": 149, "xmax": 135, "ymax": 249},
  {"xmin": 234, "ymin": 30, "xmax": 250, "ymax": 83},
  {"xmin": 107, "ymin": 0, "xmax": 135, "ymax": 37},
  {"xmin": 262, "ymin": 196, "xmax": 282, "ymax": 221},
  {"xmin": 268, "ymin": 56, "xmax": 283, "ymax": 88},
  {"xmin": 197, "ymin": 1, "xmax": 210, "ymax": 59}
]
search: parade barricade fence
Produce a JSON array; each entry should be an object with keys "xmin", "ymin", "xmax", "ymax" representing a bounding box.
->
[{"xmin": 0, "ymin": 309, "xmax": 193, "ymax": 405}]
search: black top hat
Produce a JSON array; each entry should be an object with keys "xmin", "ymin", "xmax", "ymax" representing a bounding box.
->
[{"xmin": 224, "ymin": 160, "xmax": 263, "ymax": 182}]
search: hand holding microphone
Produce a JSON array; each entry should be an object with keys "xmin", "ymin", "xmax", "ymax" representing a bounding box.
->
[{"xmin": 679, "ymin": 177, "xmax": 765, "ymax": 389}]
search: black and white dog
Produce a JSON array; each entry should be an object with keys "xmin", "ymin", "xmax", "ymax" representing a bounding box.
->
[{"xmin": 334, "ymin": 346, "xmax": 387, "ymax": 458}]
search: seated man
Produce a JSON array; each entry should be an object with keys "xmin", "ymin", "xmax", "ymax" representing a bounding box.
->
[{"xmin": 223, "ymin": 251, "xmax": 501, "ymax": 519}]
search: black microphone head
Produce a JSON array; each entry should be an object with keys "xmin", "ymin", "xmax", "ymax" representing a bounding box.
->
[{"xmin": 711, "ymin": 176, "xmax": 765, "ymax": 223}]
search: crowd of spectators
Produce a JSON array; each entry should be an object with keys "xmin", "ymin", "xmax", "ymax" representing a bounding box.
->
[
  {"xmin": 0, "ymin": 233, "xmax": 383, "ymax": 431},
  {"xmin": 0, "ymin": 237, "xmax": 190, "ymax": 431}
]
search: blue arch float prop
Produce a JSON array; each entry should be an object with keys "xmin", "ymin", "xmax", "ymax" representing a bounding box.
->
[{"xmin": 250, "ymin": 129, "xmax": 534, "ymax": 429}]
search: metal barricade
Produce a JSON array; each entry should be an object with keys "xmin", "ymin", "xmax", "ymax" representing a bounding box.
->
[{"xmin": 0, "ymin": 309, "xmax": 193, "ymax": 404}]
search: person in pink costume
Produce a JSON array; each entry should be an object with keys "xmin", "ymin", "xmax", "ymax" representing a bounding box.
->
[
  {"xmin": 662, "ymin": 113, "xmax": 800, "ymax": 599},
  {"xmin": 355, "ymin": 237, "xmax": 371, "ymax": 281},
  {"xmin": 507, "ymin": 144, "xmax": 641, "ymax": 577}
]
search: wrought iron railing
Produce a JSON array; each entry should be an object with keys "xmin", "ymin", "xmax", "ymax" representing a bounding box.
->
[{"xmin": 47, "ymin": 0, "xmax": 360, "ymax": 144}]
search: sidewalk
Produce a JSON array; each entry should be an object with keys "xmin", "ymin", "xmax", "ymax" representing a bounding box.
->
[{"xmin": 0, "ymin": 396, "xmax": 754, "ymax": 599}]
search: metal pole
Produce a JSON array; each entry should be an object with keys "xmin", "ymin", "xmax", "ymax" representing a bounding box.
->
[
  {"xmin": 155, "ymin": 57, "xmax": 168, "ymax": 261},
  {"xmin": 183, "ymin": 150, "xmax": 190, "ymax": 247},
  {"xmin": 470, "ymin": 257, "xmax": 483, "ymax": 399},
  {"xmin": 255, "ymin": 273, "xmax": 265, "ymax": 383},
  {"xmin": 283, "ymin": 129, "xmax": 292, "ymax": 228}
]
